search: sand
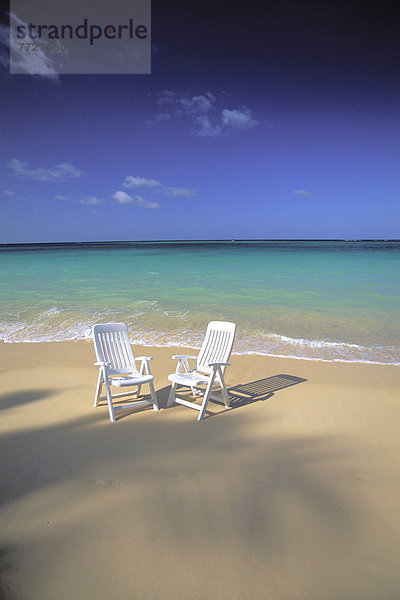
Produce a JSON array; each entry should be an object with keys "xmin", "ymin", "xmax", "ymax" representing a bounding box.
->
[{"xmin": 1, "ymin": 339, "xmax": 400, "ymax": 600}]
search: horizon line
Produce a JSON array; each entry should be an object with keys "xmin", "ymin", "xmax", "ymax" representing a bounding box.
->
[{"xmin": 1, "ymin": 238, "xmax": 399, "ymax": 246}]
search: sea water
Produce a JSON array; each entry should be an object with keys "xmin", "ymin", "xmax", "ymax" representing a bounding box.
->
[{"xmin": 1, "ymin": 240, "xmax": 399, "ymax": 364}]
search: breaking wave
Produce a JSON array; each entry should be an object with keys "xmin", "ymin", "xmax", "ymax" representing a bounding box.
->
[{"xmin": 1, "ymin": 305, "xmax": 399, "ymax": 365}]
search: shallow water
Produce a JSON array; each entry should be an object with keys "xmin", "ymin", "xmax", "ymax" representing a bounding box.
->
[{"xmin": 1, "ymin": 240, "xmax": 399, "ymax": 363}]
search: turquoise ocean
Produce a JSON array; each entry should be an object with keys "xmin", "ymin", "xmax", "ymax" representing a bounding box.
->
[{"xmin": 0, "ymin": 240, "xmax": 399, "ymax": 364}]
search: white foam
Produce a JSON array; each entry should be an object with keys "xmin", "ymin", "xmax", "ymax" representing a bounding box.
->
[
  {"xmin": 1, "ymin": 313, "xmax": 399, "ymax": 365},
  {"xmin": 231, "ymin": 349, "xmax": 400, "ymax": 366}
]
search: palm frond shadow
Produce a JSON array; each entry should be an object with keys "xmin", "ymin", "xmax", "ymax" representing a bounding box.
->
[
  {"xmin": 0, "ymin": 389, "xmax": 59, "ymax": 411},
  {"xmin": 226, "ymin": 374, "xmax": 307, "ymax": 409}
]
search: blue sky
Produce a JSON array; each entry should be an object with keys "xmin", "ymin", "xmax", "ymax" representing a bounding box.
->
[{"xmin": 0, "ymin": 1, "xmax": 399, "ymax": 242}]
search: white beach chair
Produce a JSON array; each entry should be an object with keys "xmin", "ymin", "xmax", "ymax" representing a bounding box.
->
[
  {"xmin": 92, "ymin": 323, "xmax": 159, "ymax": 422},
  {"xmin": 167, "ymin": 321, "xmax": 236, "ymax": 421}
]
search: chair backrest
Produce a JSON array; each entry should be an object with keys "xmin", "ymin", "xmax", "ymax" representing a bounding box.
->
[
  {"xmin": 92, "ymin": 323, "xmax": 138, "ymax": 375},
  {"xmin": 196, "ymin": 321, "xmax": 236, "ymax": 375}
]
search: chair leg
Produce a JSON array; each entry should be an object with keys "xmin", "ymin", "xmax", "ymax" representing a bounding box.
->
[
  {"xmin": 198, "ymin": 372, "xmax": 216, "ymax": 421},
  {"xmin": 149, "ymin": 380, "xmax": 159, "ymax": 411},
  {"xmin": 212, "ymin": 370, "xmax": 231, "ymax": 408},
  {"xmin": 104, "ymin": 380, "xmax": 116, "ymax": 423},
  {"xmin": 220, "ymin": 379, "xmax": 231, "ymax": 408},
  {"xmin": 94, "ymin": 371, "xmax": 103, "ymax": 407},
  {"xmin": 167, "ymin": 382, "xmax": 177, "ymax": 407}
]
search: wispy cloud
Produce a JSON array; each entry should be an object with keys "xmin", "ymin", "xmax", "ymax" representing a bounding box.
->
[
  {"xmin": 111, "ymin": 191, "xmax": 160, "ymax": 209},
  {"xmin": 79, "ymin": 196, "xmax": 103, "ymax": 205},
  {"xmin": 2, "ymin": 190, "xmax": 28, "ymax": 202},
  {"xmin": 7, "ymin": 159, "xmax": 83, "ymax": 182},
  {"xmin": 194, "ymin": 115, "xmax": 222, "ymax": 137},
  {"xmin": 172, "ymin": 92, "xmax": 215, "ymax": 115},
  {"xmin": 158, "ymin": 91, "xmax": 215, "ymax": 115},
  {"xmin": 122, "ymin": 175, "xmax": 196, "ymax": 198},
  {"xmin": 123, "ymin": 176, "xmax": 162, "ymax": 189},
  {"xmin": 145, "ymin": 112, "xmax": 172, "ymax": 126},
  {"xmin": 0, "ymin": 14, "xmax": 59, "ymax": 80},
  {"xmin": 292, "ymin": 189, "xmax": 313, "ymax": 197},
  {"xmin": 149, "ymin": 90, "xmax": 258, "ymax": 137},
  {"xmin": 162, "ymin": 186, "xmax": 196, "ymax": 197}
]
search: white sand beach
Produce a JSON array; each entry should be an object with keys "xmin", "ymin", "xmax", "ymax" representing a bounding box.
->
[{"xmin": 1, "ymin": 340, "xmax": 400, "ymax": 599}]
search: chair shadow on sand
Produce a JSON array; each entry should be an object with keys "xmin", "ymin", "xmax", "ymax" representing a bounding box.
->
[
  {"xmin": 227, "ymin": 374, "xmax": 307, "ymax": 409},
  {"xmin": 158, "ymin": 374, "xmax": 307, "ymax": 419}
]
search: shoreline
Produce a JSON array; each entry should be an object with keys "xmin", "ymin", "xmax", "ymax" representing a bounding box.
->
[
  {"xmin": 1, "ymin": 337, "xmax": 399, "ymax": 367},
  {"xmin": 1, "ymin": 340, "xmax": 400, "ymax": 599}
]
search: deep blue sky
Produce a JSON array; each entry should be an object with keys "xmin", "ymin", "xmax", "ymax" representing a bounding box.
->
[{"xmin": 0, "ymin": 1, "xmax": 399, "ymax": 242}]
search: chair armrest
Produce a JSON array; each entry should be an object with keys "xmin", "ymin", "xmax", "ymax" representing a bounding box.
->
[
  {"xmin": 94, "ymin": 361, "xmax": 111, "ymax": 367},
  {"xmin": 137, "ymin": 356, "xmax": 153, "ymax": 376},
  {"xmin": 208, "ymin": 362, "xmax": 231, "ymax": 367},
  {"xmin": 172, "ymin": 355, "xmax": 197, "ymax": 374}
]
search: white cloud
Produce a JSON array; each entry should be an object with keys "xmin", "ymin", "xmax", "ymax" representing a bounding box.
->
[
  {"xmin": 194, "ymin": 115, "xmax": 222, "ymax": 137},
  {"xmin": 292, "ymin": 189, "xmax": 313, "ymax": 196},
  {"xmin": 194, "ymin": 109, "xmax": 257, "ymax": 137},
  {"xmin": 142, "ymin": 201, "xmax": 160, "ymax": 209},
  {"xmin": 123, "ymin": 176, "xmax": 162, "ymax": 188},
  {"xmin": 112, "ymin": 191, "xmax": 133, "ymax": 204},
  {"xmin": 222, "ymin": 108, "xmax": 257, "ymax": 130},
  {"xmin": 151, "ymin": 90, "xmax": 258, "ymax": 138},
  {"xmin": 158, "ymin": 91, "xmax": 216, "ymax": 115},
  {"xmin": 3, "ymin": 190, "xmax": 16, "ymax": 196},
  {"xmin": 122, "ymin": 175, "xmax": 196, "ymax": 198},
  {"xmin": 53, "ymin": 195, "xmax": 69, "ymax": 200},
  {"xmin": 0, "ymin": 14, "xmax": 59, "ymax": 80},
  {"xmin": 180, "ymin": 93, "xmax": 215, "ymax": 115},
  {"xmin": 80, "ymin": 196, "xmax": 102, "ymax": 205},
  {"xmin": 112, "ymin": 191, "xmax": 160, "ymax": 209},
  {"xmin": 8, "ymin": 159, "xmax": 83, "ymax": 182}
]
